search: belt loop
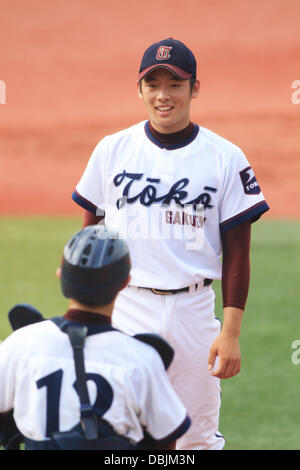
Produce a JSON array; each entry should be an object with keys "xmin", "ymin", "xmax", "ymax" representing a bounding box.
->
[
  {"xmin": 189, "ymin": 284, "xmax": 197, "ymax": 294},
  {"xmin": 196, "ymin": 283, "xmax": 202, "ymax": 293}
]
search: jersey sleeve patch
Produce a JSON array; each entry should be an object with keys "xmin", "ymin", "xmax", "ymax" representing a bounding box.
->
[
  {"xmin": 72, "ymin": 190, "xmax": 98, "ymax": 215},
  {"xmin": 239, "ymin": 166, "xmax": 261, "ymax": 195},
  {"xmin": 220, "ymin": 200, "xmax": 269, "ymax": 233}
]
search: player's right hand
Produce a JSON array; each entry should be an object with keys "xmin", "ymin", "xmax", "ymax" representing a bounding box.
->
[{"xmin": 208, "ymin": 332, "xmax": 241, "ymax": 379}]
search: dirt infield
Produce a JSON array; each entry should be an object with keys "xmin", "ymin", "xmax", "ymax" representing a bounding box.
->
[{"xmin": 1, "ymin": 0, "xmax": 299, "ymax": 217}]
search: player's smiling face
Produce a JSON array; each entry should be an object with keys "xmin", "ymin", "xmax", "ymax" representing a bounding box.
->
[{"xmin": 138, "ymin": 68, "xmax": 199, "ymax": 134}]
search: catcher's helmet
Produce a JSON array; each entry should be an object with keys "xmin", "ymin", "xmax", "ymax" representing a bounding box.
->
[{"xmin": 60, "ymin": 225, "xmax": 131, "ymax": 305}]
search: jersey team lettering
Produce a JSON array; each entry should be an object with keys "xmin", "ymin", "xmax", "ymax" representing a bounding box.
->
[
  {"xmin": 113, "ymin": 171, "xmax": 217, "ymax": 210},
  {"xmin": 165, "ymin": 209, "xmax": 205, "ymax": 229}
]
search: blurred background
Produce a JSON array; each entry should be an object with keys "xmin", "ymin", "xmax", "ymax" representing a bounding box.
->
[
  {"xmin": 1, "ymin": 0, "xmax": 300, "ymax": 216},
  {"xmin": 0, "ymin": 0, "xmax": 299, "ymax": 450}
]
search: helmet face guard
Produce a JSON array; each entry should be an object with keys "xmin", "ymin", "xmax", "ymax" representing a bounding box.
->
[{"xmin": 60, "ymin": 226, "xmax": 131, "ymax": 305}]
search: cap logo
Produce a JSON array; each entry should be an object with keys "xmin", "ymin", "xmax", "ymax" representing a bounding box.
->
[{"xmin": 156, "ymin": 46, "xmax": 172, "ymax": 60}]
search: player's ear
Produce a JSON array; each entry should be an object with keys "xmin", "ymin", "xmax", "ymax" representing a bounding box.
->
[{"xmin": 191, "ymin": 79, "xmax": 200, "ymax": 99}]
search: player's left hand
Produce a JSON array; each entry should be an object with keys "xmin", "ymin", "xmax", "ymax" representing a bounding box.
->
[{"xmin": 207, "ymin": 331, "xmax": 241, "ymax": 379}]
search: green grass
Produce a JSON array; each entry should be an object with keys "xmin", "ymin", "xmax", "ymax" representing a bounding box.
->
[
  {"xmin": 0, "ymin": 217, "xmax": 299, "ymax": 450},
  {"xmin": 0, "ymin": 217, "xmax": 82, "ymax": 337},
  {"xmin": 215, "ymin": 220, "xmax": 300, "ymax": 450}
]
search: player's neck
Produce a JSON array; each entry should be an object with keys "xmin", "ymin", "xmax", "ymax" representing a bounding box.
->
[
  {"xmin": 148, "ymin": 120, "xmax": 195, "ymax": 146},
  {"xmin": 68, "ymin": 299, "xmax": 114, "ymax": 318}
]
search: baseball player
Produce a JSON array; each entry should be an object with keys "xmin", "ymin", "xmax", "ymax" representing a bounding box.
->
[
  {"xmin": 71, "ymin": 38, "xmax": 270, "ymax": 450},
  {"xmin": 0, "ymin": 225, "xmax": 191, "ymax": 450}
]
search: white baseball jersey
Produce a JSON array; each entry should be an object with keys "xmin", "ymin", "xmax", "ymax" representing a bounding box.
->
[
  {"xmin": 0, "ymin": 317, "xmax": 190, "ymax": 444},
  {"xmin": 73, "ymin": 120, "xmax": 269, "ymax": 289}
]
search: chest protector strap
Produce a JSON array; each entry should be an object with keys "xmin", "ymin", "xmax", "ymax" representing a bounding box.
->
[{"xmin": 53, "ymin": 317, "xmax": 98, "ymax": 440}]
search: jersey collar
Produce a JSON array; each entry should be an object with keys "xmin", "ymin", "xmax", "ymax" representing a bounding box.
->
[
  {"xmin": 63, "ymin": 309, "xmax": 117, "ymax": 336},
  {"xmin": 64, "ymin": 309, "xmax": 111, "ymax": 325},
  {"xmin": 144, "ymin": 120, "xmax": 199, "ymax": 150}
]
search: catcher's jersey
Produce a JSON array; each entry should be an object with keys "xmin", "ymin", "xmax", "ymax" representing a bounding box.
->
[
  {"xmin": 73, "ymin": 121, "xmax": 269, "ymax": 289},
  {"xmin": 0, "ymin": 318, "xmax": 190, "ymax": 443}
]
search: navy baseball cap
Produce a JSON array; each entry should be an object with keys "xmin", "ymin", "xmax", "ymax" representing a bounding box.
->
[{"xmin": 138, "ymin": 38, "xmax": 197, "ymax": 81}]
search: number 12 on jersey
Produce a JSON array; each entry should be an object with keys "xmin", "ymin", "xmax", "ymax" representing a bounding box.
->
[{"xmin": 36, "ymin": 369, "xmax": 114, "ymax": 436}]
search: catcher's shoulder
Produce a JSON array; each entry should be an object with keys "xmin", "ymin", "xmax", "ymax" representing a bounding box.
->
[{"xmin": 0, "ymin": 320, "xmax": 52, "ymax": 357}]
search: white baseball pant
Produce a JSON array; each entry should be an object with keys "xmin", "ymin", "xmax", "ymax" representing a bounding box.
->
[{"xmin": 112, "ymin": 283, "xmax": 225, "ymax": 450}]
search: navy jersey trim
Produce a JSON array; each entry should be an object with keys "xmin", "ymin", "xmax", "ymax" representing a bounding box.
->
[
  {"xmin": 144, "ymin": 121, "xmax": 199, "ymax": 150},
  {"xmin": 155, "ymin": 415, "xmax": 191, "ymax": 445},
  {"xmin": 72, "ymin": 190, "xmax": 98, "ymax": 215},
  {"xmin": 52, "ymin": 317, "xmax": 118, "ymax": 337},
  {"xmin": 220, "ymin": 201, "xmax": 269, "ymax": 233},
  {"xmin": 64, "ymin": 309, "xmax": 112, "ymax": 326}
]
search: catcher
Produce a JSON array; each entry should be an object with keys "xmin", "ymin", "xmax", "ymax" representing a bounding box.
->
[{"xmin": 0, "ymin": 225, "xmax": 190, "ymax": 450}]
